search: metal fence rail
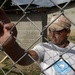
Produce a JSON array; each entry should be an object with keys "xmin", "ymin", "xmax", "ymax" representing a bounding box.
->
[{"xmin": 0, "ymin": 0, "xmax": 75, "ymax": 75}]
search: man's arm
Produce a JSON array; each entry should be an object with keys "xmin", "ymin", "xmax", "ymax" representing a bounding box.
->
[
  {"xmin": 0, "ymin": 8, "xmax": 38, "ymax": 66},
  {"xmin": 0, "ymin": 19, "xmax": 38, "ymax": 66},
  {"xmin": 3, "ymin": 37, "xmax": 38, "ymax": 65}
]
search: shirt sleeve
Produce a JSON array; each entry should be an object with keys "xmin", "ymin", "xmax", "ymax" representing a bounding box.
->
[{"xmin": 32, "ymin": 43, "xmax": 45, "ymax": 61}]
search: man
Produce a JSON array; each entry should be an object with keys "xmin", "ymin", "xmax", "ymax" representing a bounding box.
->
[{"xmin": 0, "ymin": 8, "xmax": 75, "ymax": 75}]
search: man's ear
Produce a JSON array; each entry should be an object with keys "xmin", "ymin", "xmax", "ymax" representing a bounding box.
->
[{"xmin": 67, "ymin": 29, "xmax": 71, "ymax": 36}]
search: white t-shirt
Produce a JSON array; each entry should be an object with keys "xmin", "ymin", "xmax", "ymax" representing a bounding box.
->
[{"xmin": 32, "ymin": 42, "xmax": 75, "ymax": 75}]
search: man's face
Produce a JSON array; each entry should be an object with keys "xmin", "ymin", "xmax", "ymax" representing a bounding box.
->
[{"xmin": 49, "ymin": 28, "xmax": 70, "ymax": 47}]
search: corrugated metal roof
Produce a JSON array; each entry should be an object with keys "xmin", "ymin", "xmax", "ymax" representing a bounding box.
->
[{"xmin": 12, "ymin": 0, "xmax": 73, "ymax": 7}]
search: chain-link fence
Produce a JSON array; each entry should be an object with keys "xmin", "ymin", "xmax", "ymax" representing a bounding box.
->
[{"xmin": 0, "ymin": 0, "xmax": 75, "ymax": 75}]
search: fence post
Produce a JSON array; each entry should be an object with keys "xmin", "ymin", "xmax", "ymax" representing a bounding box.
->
[{"xmin": 42, "ymin": 11, "xmax": 47, "ymax": 42}]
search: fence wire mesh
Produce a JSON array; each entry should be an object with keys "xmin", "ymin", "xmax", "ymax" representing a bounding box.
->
[{"xmin": 0, "ymin": 0, "xmax": 75, "ymax": 75}]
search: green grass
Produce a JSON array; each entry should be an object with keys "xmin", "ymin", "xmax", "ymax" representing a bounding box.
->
[{"xmin": 0, "ymin": 58, "xmax": 41, "ymax": 75}]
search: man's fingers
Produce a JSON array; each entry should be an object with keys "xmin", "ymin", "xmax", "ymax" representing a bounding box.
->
[
  {"xmin": 4, "ymin": 23, "xmax": 17, "ymax": 37},
  {"xmin": 4, "ymin": 23, "xmax": 14, "ymax": 30}
]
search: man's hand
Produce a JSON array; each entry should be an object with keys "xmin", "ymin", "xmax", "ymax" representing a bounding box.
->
[
  {"xmin": 0, "ymin": 23, "xmax": 17, "ymax": 49},
  {"xmin": 4, "ymin": 23, "xmax": 17, "ymax": 36}
]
